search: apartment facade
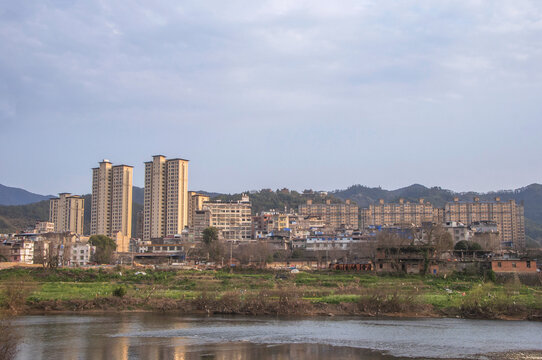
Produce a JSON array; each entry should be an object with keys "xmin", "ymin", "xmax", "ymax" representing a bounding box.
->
[
  {"xmin": 298, "ymin": 199, "xmax": 359, "ymax": 230},
  {"xmin": 143, "ymin": 155, "xmax": 189, "ymax": 240},
  {"xmin": 49, "ymin": 193, "xmax": 85, "ymax": 234},
  {"xmin": 361, "ymin": 199, "xmax": 442, "ymax": 228},
  {"xmin": 90, "ymin": 160, "xmax": 133, "ymax": 251},
  {"xmin": 188, "ymin": 191, "xmax": 210, "ymax": 228},
  {"xmin": 445, "ymin": 197, "xmax": 525, "ymax": 248},
  {"xmin": 196, "ymin": 195, "xmax": 252, "ymax": 241}
]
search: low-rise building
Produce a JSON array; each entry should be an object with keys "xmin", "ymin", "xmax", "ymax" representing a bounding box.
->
[
  {"xmin": 444, "ymin": 221, "xmax": 472, "ymax": 244},
  {"xmin": 70, "ymin": 242, "xmax": 95, "ymax": 267},
  {"xmin": 491, "ymin": 259, "xmax": 537, "ymax": 273},
  {"xmin": 34, "ymin": 222, "xmax": 55, "ymax": 234},
  {"xmin": 0, "ymin": 239, "xmax": 34, "ymax": 264},
  {"xmin": 293, "ymin": 235, "xmax": 358, "ymax": 251}
]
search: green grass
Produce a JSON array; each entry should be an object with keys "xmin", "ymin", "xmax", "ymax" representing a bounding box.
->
[
  {"xmin": 310, "ymin": 294, "xmax": 361, "ymax": 304},
  {"xmin": 1, "ymin": 267, "xmax": 540, "ymax": 317},
  {"xmin": 28, "ymin": 282, "xmax": 117, "ymax": 301}
]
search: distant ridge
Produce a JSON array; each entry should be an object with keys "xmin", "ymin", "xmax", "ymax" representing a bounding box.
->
[{"xmin": 0, "ymin": 184, "xmax": 54, "ymax": 206}]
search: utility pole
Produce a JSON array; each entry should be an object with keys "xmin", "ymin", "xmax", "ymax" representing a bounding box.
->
[{"xmin": 230, "ymin": 241, "xmax": 233, "ymax": 273}]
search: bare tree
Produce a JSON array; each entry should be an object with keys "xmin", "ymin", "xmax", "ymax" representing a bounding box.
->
[
  {"xmin": 234, "ymin": 242, "xmax": 271, "ymax": 268},
  {"xmin": 413, "ymin": 223, "xmax": 453, "ymax": 258},
  {"xmin": 376, "ymin": 230, "xmax": 411, "ymax": 272}
]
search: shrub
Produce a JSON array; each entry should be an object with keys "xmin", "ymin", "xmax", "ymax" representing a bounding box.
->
[
  {"xmin": 112, "ymin": 286, "xmax": 127, "ymax": 298},
  {"xmin": 0, "ymin": 315, "xmax": 20, "ymax": 360},
  {"xmin": 0, "ymin": 276, "xmax": 38, "ymax": 314}
]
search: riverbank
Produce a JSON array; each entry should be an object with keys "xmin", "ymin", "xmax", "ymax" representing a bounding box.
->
[{"xmin": 1, "ymin": 267, "xmax": 541, "ymax": 320}]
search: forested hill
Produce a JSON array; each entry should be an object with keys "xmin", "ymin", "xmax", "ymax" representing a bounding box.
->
[{"xmin": 0, "ymin": 184, "xmax": 53, "ymax": 205}]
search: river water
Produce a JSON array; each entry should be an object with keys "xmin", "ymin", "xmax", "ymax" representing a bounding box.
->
[{"xmin": 12, "ymin": 314, "xmax": 542, "ymax": 359}]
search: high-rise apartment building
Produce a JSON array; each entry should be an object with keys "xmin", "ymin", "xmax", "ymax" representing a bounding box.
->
[
  {"xmin": 49, "ymin": 193, "xmax": 85, "ymax": 234},
  {"xmin": 90, "ymin": 160, "xmax": 133, "ymax": 252},
  {"xmin": 298, "ymin": 199, "xmax": 359, "ymax": 230},
  {"xmin": 361, "ymin": 199, "xmax": 442, "ymax": 228},
  {"xmin": 143, "ymin": 155, "xmax": 189, "ymax": 241},
  {"xmin": 188, "ymin": 191, "xmax": 210, "ymax": 228},
  {"xmin": 445, "ymin": 197, "xmax": 525, "ymax": 248}
]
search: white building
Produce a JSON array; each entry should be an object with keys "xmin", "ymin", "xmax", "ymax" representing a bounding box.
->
[
  {"xmin": 444, "ymin": 221, "xmax": 472, "ymax": 244},
  {"xmin": 70, "ymin": 242, "xmax": 95, "ymax": 267},
  {"xmin": 293, "ymin": 236, "xmax": 358, "ymax": 251},
  {"xmin": 0, "ymin": 240, "xmax": 34, "ymax": 264}
]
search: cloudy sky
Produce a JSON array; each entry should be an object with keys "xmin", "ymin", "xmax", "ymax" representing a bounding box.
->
[{"xmin": 1, "ymin": 1, "xmax": 541, "ymax": 195}]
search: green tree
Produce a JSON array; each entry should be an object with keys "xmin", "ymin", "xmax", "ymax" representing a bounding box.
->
[
  {"xmin": 454, "ymin": 240, "xmax": 482, "ymax": 252},
  {"xmin": 201, "ymin": 227, "xmax": 223, "ymax": 262},
  {"xmin": 89, "ymin": 235, "xmax": 117, "ymax": 264},
  {"xmin": 202, "ymin": 227, "xmax": 219, "ymax": 245},
  {"xmin": 454, "ymin": 240, "xmax": 469, "ymax": 251}
]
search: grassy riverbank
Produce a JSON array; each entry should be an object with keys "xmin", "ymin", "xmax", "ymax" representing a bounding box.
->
[{"xmin": 1, "ymin": 267, "xmax": 542, "ymax": 320}]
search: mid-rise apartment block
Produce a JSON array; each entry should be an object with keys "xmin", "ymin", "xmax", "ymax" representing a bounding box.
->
[
  {"xmin": 298, "ymin": 199, "xmax": 359, "ymax": 230},
  {"xmin": 143, "ymin": 155, "xmax": 189, "ymax": 241},
  {"xmin": 188, "ymin": 191, "xmax": 210, "ymax": 228},
  {"xmin": 90, "ymin": 160, "xmax": 133, "ymax": 252},
  {"xmin": 361, "ymin": 199, "xmax": 442, "ymax": 228},
  {"xmin": 194, "ymin": 195, "xmax": 252, "ymax": 241},
  {"xmin": 445, "ymin": 197, "xmax": 525, "ymax": 248},
  {"xmin": 49, "ymin": 193, "xmax": 85, "ymax": 234}
]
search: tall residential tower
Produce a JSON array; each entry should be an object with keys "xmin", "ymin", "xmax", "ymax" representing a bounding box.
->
[
  {"xmin": 90, "ymin": 159, "xmax": 133, "ymax": 251},
  {"xmin": 143, "ymin": 155, "xmax": 188, "ymax": 241},
  {"xmin": 49, "ymin": 193, "xmax": 85, "ymax": 234}
]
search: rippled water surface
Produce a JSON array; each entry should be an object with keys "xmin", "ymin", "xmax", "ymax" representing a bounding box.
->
[{"xmin": 13, "ymin": 314, "xmax": 542, "ymax": 359}]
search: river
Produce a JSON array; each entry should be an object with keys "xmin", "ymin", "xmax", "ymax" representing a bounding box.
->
[{"xmin": 12, "ymin": 314, "xmax": 542, "ymax": 359}]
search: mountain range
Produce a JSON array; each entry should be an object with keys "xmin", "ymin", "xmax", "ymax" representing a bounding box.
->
[
  {"xmin": 1, "ymin": 183, "xmax": 541, "ymax": 246},
  {"xmin": 0, "ymin": 184, "xmax": 54, "ymax": 206}
]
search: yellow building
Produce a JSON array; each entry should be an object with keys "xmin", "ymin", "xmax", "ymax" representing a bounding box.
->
[
  {"xmin": 361, "ymin": 199, "xmax": 441, "ymax": 228},
  {"xmin": 445, "ymin": 197, "xmax": 525, "ymax": 248},
  {"xmin": 143, "ymin": 155, "xmax": 189, "ymax": 240},
  {"xmin": 188, "ymin": 191, "xmax": 210, "ymax": 228},
  {"xmin": 90, "ymin": 160, "xmax": 133, "ymax": 251},
  {"xmin": 298, "ymin": 199, "xmax": 359, "ymax": 230},
  {"xmin": 49, "ymin": 193, "xmax": 85, "ymax": 234}
]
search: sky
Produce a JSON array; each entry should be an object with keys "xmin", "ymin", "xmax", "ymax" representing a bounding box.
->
[{"xmin": 1, "ymin": 1, "xmax": 542, "ymax": 196}]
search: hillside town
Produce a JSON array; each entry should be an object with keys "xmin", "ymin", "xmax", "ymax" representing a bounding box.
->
[{"xmin": 0, "ymin": 155, "xmax": 539, "ymax": 277}]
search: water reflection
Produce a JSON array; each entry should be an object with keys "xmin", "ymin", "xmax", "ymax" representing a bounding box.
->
[{"xmin": 13, "ymin": 314, "xmax": 542, "ymax": 360}]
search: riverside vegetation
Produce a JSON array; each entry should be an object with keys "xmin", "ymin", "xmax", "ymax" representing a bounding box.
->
[{"xmin": 0, "ymin": 267, "xmax": 542, "ymax": 320}]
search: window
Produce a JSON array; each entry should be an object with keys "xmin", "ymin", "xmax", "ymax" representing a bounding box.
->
[
  {"xmin": 527, "ymin": 261, "xmax": 531, "ymax": 268},
  {"xmin": 497, "ymin": 262, "xmax": 502, "ymax": 267},
  {"xmin": 512, "ymin": 263, "xmax": 516, "ymax": 268}
]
